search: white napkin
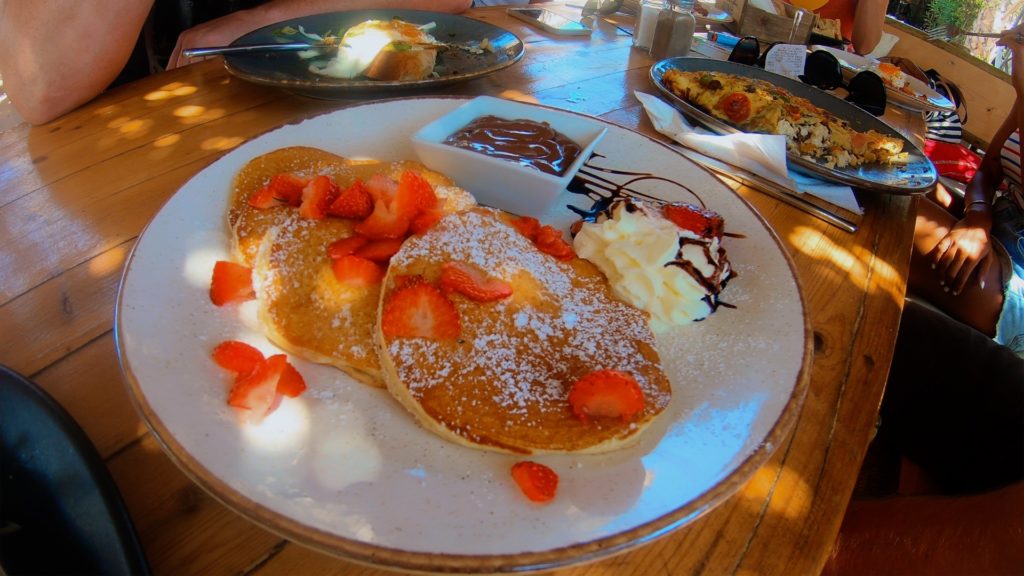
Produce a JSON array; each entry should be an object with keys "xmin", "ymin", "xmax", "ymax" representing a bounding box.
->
[{"xmin": 635, "ymin": 91, "xmax": 863, "ymax": 214}]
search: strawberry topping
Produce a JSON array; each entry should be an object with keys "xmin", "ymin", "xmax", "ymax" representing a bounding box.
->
[
  {"xmin": 662, "ymin": 203, "xmax": 724, "ymax": 239},
  {"xmin": 326, "ymin": 235, "xmax": 370, "ymax": 260},
  {"xmin": 511, "ymin": 461, "xmax": 558, "ymax": 503},
  {"xmin": 277, "ymin": 361, "xmax": 307, "ymax": 398},
  {"xmin": 509, "ymin": 216, "xmax": 541, "ymax": 241},
  {"xmin": 534, "ymin": 225, "xmax": 576, "ymax": 261},
  {"xmin": 298, "ymin": 175, "xmax": 339, "ymax": 220},
  {"xmin": 227, "ymin": 354, "xmax": 288, "ymax": 422},
  {"xmin": 567, "ymin": 370, "xmax": 645, "ymax": 424},
  {"xmin": 355, "ymin": 194, "xmax": 411, "ymax": 239},
  {"xmin": 409, "ymin": 208, "xmax": 445, "ymax": 235},
  {"xmin": 248, "ymin": 173, "xmax": 307, "ymax": 208},
  {"xmin": 395, "ymin": 170, "xmax": 438, "ymax": 214},
  {"xmin": 327, "ymin": 180, "xmax": 374, "ymax": 220},
  {"xmin": 355, "ymin": 238, "xmax": 405, "ymax": 263},
  {"xmin": 381, "ymin": 283, "xmax": 460, "ymax": 340},
  {"xmin": 209, "ymin": 261, "xmax": 255, "ymax": 306},
  {"xmin": 439, "ymin": 261, "xmax": 513, "ymax": 302},
  {"xmin": 331, "ymin": 255, "xmax": 384, "ymax": 287},
  {"xmin": 211, "ymin": 340, "xmax": 265, "ymax": 374}
]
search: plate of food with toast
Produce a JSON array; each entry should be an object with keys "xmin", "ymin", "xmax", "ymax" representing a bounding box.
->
[
  {"xmin": 222, "ymin": 10, "xmax": 525, "ymax": 96},
  {"xmin": 116, "ymin": 96, "xmax": 811, "ymax": 572}
]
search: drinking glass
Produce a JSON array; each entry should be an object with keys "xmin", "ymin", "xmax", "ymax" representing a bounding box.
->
[{"xmin": 786, "ymin": 0, "xmax": 828, "ymax": 44}]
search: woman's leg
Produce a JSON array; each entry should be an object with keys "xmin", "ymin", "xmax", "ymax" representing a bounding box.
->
[{"xmin": 909, "ymin": 196, "xmax": 1005, "ymax": 337}]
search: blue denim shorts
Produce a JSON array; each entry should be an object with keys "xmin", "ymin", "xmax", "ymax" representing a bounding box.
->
[{"xmin": 992, "ymin": 195, "xmax": 1024, "ymax": 356}]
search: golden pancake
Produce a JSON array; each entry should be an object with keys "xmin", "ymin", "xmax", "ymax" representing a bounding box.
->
[
  {"xmin": 229, "ymin": 146, "xmax": 352, "ymax": 265},
  {"xmin": 244, "ymin": 152, "xmax": 477, "ymax": 387},
  {"xmin": 376, "ymin": 208, "xmax": 672, "ymax": 454}
]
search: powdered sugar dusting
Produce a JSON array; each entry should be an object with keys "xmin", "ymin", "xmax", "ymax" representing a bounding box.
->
[{"xmin": 384, "ymin": 209, "xmax": 671, "ymax": 449}]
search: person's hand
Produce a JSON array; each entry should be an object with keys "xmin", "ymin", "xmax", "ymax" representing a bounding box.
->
[
  {"xmin": 167, "ymin": 9, "xmax": 268, "ymax": 70},
  {"xmin": 928, "ymin": 210, "xmax": 994, "ymax": 294},
  {"xmin": 998, "ymin": 23, "xmax": 1024, "ymax": 93}
]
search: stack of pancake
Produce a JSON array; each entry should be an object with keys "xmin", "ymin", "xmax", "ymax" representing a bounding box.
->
[{"xmin": 227, "ymin": 147, "xmax": 673, "ymax": 453}]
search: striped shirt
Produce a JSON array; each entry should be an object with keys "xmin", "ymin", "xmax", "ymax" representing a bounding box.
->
[{"xmin": 1002, "ymin": 129, "xmax": 1024, "ymax": 210}]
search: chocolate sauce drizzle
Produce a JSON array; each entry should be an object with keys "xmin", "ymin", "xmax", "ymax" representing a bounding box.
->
[{"xmin": 567, "ymin": 153, "xmax": 740, "ymax": 315}]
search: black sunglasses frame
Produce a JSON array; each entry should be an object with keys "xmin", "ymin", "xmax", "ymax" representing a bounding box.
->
[{"xmin": 727, "ymin": 42, "xmax": 888, "ymax": 117}]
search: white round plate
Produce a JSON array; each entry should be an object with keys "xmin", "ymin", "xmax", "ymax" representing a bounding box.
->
[
  {"xmin": 116, "ymin": 97, "xmax": 810, "ymax": 573},
  {"xmin": 809, "ymin": 45, "xmax": 955, "ymax": 113}
]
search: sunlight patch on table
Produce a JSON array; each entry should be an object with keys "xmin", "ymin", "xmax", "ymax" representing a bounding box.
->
[
  {"xmin": 89, "ymin": 245, "xmax": 126, "ymax": 278},
  {"xmin": 174, "ymin": 105, "xmax": 206, "ymax": 118},
  {"xmin": 499, "ymin": 89, "xmax": 538, "ymax": 104},
  {"xmin": 739, "ymin": 462, "xmax": 810, "ymax": 519},
  {"xmin": 153, "ymin": 133, "xmax": 181, "ymax": 148},
  {"xmin": 789, "ymin": 225, "xmax": 869, "ymax": 291},
  {"xmin": 201, "ymin": 136, "xmax": 245, "ymax": 151}
]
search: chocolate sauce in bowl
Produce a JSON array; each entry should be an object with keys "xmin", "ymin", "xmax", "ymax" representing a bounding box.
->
[{"xmin": 444, "ymin": 115, "xmax": 582, "ymax": 176}]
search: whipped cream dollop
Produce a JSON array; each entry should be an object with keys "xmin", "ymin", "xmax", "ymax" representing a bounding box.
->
[{"xmin": 573, "ymin": 199, "xmax": 734, "ymax": 332}]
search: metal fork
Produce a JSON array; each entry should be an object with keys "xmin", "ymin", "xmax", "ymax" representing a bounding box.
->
[{"xmin": 925, "ymin": 24, "xmax": 1003, "ymax": 42}]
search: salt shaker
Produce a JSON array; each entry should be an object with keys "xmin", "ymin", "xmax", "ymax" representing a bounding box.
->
[
  {"xmin": 633, "ymin": 0, "xmax": 664, "ymax": 51},
  {"xmin": 649, "ymin": 0, "xmax": 697, "ymax": 60}
]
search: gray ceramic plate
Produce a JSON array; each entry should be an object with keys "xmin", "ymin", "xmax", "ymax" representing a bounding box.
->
[
  {"xmin": 223, "ymin": 10, "xmax": 525, "ymax": 97},
  {"xmin": 649, "ymin": 57, "xmax": 937, "ymax": 194}
]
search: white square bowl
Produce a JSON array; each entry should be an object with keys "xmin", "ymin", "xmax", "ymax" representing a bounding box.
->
[{"xmin": 411, "ymin": 96, "xmax": 607, "ymax": 218}]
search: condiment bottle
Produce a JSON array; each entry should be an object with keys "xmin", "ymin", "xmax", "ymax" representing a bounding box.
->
[
  {"xmin": 649, "ymin": 0, "xmax": 697, "ymax": 60},
  {"xmin": 633, "ymin": 0, "xmax": 664, "ymax": 51}
]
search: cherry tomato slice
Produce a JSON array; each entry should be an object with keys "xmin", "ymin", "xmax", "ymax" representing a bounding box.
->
[{"xmin": 719, "ymin": 92, "xmax": 752, "ymax": 123}]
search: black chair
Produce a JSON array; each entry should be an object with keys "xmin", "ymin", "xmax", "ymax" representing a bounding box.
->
[{"xmin": 0, "ymin": 365, "xmax": 150, "ymax": 575}]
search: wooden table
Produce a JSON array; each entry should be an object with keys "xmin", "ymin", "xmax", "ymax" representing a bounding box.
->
[{"xmin": 0, "ymin": 6, "xmax": 921, "ymax": 575}]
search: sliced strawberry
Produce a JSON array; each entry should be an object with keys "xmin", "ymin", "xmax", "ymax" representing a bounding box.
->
[
  {"xmin": 277, "ymin": 360, "xmax": 307, "ymax": 398},
  {"xmin": 355, "ymin": 238, "xmax": 405, "ymax": 262},
  {"xmin": 327, "ymin": 235, "xmax": 370, "ymax": 260},
  {"xmin": 248, "ymin": 185, "xmax": 281, "ymax": 209},
  {"xmin": 299, "ymin": 175, "xmax": 339, "ymax": 220},
  {"xmin": 662, "ymin": 203, "xmax": 724, "ymax": 239},
  {"xmin": 212, "ymin": 340, "xmax": 265, "ymax": 374},
  {"xmin": 364, "ymin": 173, "xmax": 398, "ymax": 203},
  {"xmin": 228, "ymin": 354, "xmax": 288, "ymax": 421},
  {"xmin": 210, "ymin": 260, "xmax": 255, "ymax": 306},
  {"xmin": 355, "ymin": 197, "xmax": 411, "ymax": 239},
  {"xmin": 511, "ymin": 461, "xmax": 558, "ymax": 503},
  {"xmin": 327, "ymin": 180, "xmax": 374, "ymax": 220},
  {"xmin": 381, "ymin": 283, "xmax": 460, "ymax": 340},
  {"xmin": 410, "ymin": 208, "xmax": 445, "ymax": 235},
  {"xmin": 268, "ymin": 173, "xmax": 308, "ymax": 206},
  {"xmin": 534, "ymin": 226, "xmax": 575, "ymax": 261},
  {"xmin": 395, "ymin": 170, "xmax": 438, "ymax": 214},
  {"xmin": 248, "ymin": 173, "xmax": 307, "ymax": 209},
  {"xmin": 567, "ymin": 370, "xmax": 645, "ymax": 425},
  {"xmin": 331, "ymin": 255, "xmax": 384, "ymax": 287},
  {"xmin": 439, "ymin": 261, "xmax": 513, "ymax": 302},
  {"xmin": 509, "ymin": 216, "xmax": 541, "ymax": 241}
]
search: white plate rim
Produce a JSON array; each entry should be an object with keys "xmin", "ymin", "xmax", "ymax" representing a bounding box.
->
[{"xmin": 114, "ymin": 96, "xmax": 813, "ymax": 573}]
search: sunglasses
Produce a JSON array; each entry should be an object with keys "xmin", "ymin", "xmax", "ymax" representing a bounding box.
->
[
  {"xmin": 799, "ymin": 50, "xmax": 887, "ymax": 116},
  {"xmin": 727, "ymin": 41, "xmax": 887, "ymax": 116}
]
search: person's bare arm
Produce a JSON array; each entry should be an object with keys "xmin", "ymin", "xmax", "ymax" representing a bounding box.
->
[
  {"xmin": 166, "ymin": 0, "xmax": 474, "ymax": 70},
  {"xmin": 849, "ymin": 0, "xmax": 887, "ymax": 55},
  {"xmin": 0, "ymin": 0, "xmax": 154, "ymax": 125}
]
